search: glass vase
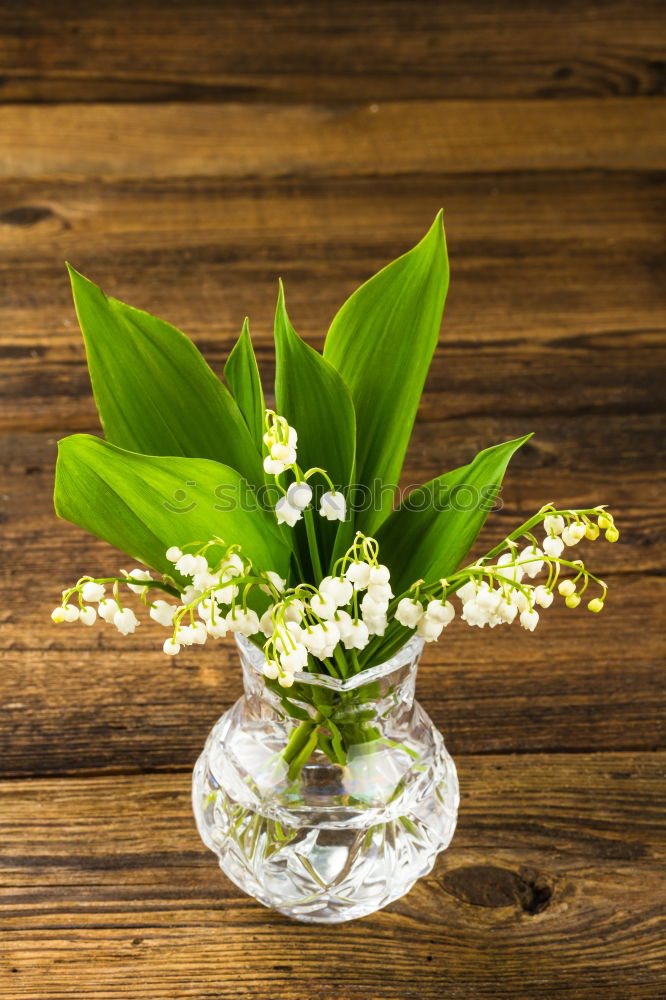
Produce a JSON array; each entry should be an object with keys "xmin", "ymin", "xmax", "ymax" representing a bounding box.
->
[{"xmin": 192, "ymin": 633, "xmax": 459, "ymax": 923}]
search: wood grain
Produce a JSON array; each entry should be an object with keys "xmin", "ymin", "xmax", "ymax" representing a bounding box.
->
[
  {"xmin": 1, "ymin": 1, "xmax": 664, "ymax": 995},
  {"xmin": 1, "ymin": 756, "xmax": 664, "ymax": 999},
  {"xmin": 0, "ymin": 0, "xmax": 664, "ymax": 103},
  {"xmin": 1, "ymin": 100, "xmax": 665, "ymax": 181}
]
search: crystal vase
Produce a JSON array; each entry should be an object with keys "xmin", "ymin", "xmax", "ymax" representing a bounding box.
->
[{"xmin": 192, "ymin": 634, "xmax": 459, "ymax": 923}]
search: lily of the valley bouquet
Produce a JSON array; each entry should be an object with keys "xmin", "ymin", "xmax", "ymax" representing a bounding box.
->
[{"xmin": 52, "ymin": 213, "xmax": 617, "ymax": 775}]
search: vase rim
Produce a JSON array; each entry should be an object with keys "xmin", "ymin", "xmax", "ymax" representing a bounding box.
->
[{"xmin": 235, "ymin": 633, "xmax": 424, "ymax": 692}]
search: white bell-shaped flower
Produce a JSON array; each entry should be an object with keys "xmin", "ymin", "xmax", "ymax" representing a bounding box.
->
[
  {"xmin": 61, "ymin": 603, "xmax": 80, "ymax": 623},
  {"xmin": 206, "ymin": 620, "xmax": 228, "ymax": 639},
  {"xmin": 259, "ymin": 607, "xmax": 276, "ymax": 637},
  {"xmin": 367, "ymin": 581, "xmax": 393, "ymax": 604},
  {"xmin": 163, "ymin": 637, "xmax": 181, "ymax": 656},
  {"xmin": 395, "ymin": 598, "xmax": 424, "ymax": 628},
  {"xmin": 81, "ymin": 581, "xmax": 106, "ymax": 603},
  {"xmin": 310, "ymin": 593, "xmax": 337, "ymax": 620},
  {"xmin": 368, "ymin": 565, "xmax": 390, "ymax": 586},
  {"xmin": 259, "ymin": 571, "xmax": 286, "ymax": 596},
  {"xmin": 461, "ymin": 600, "xmax": 488, "ymax": 628},
  {"xmin": 113, "ymin": 608, "xmax": 140, "ymax": 635},
  {"xmin": 543, "ymin": 514, "xmax": 565, "ymax": 536},
  {"xmin": 319, "ymin": 575, "xmax": 353, "ymax": 607},
  {"xmin": 497, "ymin": 599, "xmax": 518, "ymax": 624},
  {"xmin": 456, "ymin": 580, "xmax": 479, "ymax": 603},
  {"xmin": 543, "ymin": 535, "xmax": 565, "ymax": 558},
  {"xmin": 263, "ymin": 658, "xmax": 280, "ymax": 680},
  {"xmin": 416, "ymin": 615, "xmax": 444, "ymax": 642},
  {"xmin": 180, "ymin": 585, "xmax": 204, "ymax": 605},
  {"xmin": 51, "ymin": 606, "xmax": 67, "ymax": 623},
  {"xmin": 286, "ymin": 480, "xmax": 313, "ymax": 511},
  {"xmin": 426, "ymin": 600, "xmax": 455, "ymax": 626},
  {"xmin": 533, "ymin": 585, "xmax": 554, "ymax": 608},
  {"xmin": 225, "ymin": 607, "xmax": 260, "ymax": 637},
  {"xmin": 166, "ymin": 546, "xmax": 183, "ymax": 563},
  {"xmin": 79, "ymin": 606, "xmax": 97, "ymax": 627},
  {"xmin": 345, "ymin": 561, "xmax": 372, "ymax": 589},
  {"xmin": 264, "ymin": 456, "xmax": 287, "ymax": 476},
  {"xmin": 561, "ymin": 525, "xmax": 581, "ymax": 547},
  {"xmin": 319, "ymin": 490, "xmax": 347, "ymax": 522},
  {"xmin": 148, "ymin": 601, "xmax": 178, "ymax": 628},
  {"xmin": 341, "ymin": 619, "xmax": 370, "ymax": 650},
  {"xmin": 496, "ymin": 552, "xmax": 524, "ymax": 584},
  {"xmin": 98, "ymin": 598, "xmax": 118, "ymax": 623},
  {"xmin": 558, "ymin": 579, "xmax": 577, "ymax": 597},
  {"xmin": 126, "ymin": 568, "xmax": 153, "ymax": 594},
  {"xmin": 519, "ymin": 608, "xmax": 539, "ymax": 631},
  {"xmin": 519, "ymin": 546, "xmax": 544, "ymax": 579},
  {"xmin": 275, "ymin": 497, "xmax": 302, "ymax": 527},
  {"xmin": 283, "ymin": 599, "xmax": 305, "ymax": 624},
  {"xmin": 270, "ymin": 441, "xmax": 297, "ymax": 466}
]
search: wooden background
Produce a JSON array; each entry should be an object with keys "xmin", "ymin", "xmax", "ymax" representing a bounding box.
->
[{"xmin": 1, "ymin": 2, "xmax": 665, "ymax": 997}]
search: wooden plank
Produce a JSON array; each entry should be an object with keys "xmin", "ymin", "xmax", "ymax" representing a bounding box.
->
[
  {"xmin": 1, "ymin": 570, "xmax": 663, "ymax": 776},
  {"xmin": 0, "ymin": 0, "xmax": 663, "ymax": 103},
  {"xmin": 0, "ymin": 172, "xmax": 662, "ymax": 344},
  {"xmin": 1, "ymin": 100, "xmax": 665, "ymax": 181},
  {"xmin": 1, "ymin": 757, "xmax": 664, "ymax": 998},
  {"xmin": 0, "ymin": 171, "xmax": 664, "ymax": 430}
]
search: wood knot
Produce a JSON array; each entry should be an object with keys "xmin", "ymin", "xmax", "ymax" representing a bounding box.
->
[
  {"xmin": 0, "ymin": 205, "xmax": 56, "ymax": 227},
  {"xmin": 442, "ymin": 864, "xmax": 553, "ymax": 914}
]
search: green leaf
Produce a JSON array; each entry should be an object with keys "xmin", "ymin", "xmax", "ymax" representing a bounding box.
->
[
  {"xmin": 323, "ymin": 212, "xmax": 449, "ymax": 533},
  {"xmin": 375, "ymin": 435, "xmax": 532, "ymax": 593},
  {"xmin": 67, "ymin": 266, "xmax": 263, "ymax": 487},
  {"xmin": 224, "ymin": 317, "xmax": 265, "ymax": 447},
  {"xmin": 54, "ymin": 434, "xmax": 290, "ymax": 579},
  {"xmin": 274, "ymin": 282, "xmax": 356, "ymax": 572}
]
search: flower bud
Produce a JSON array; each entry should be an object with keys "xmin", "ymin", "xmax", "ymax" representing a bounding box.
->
[
  {"xmin": 598, "ymin": 514, "xmax": 612, "ymax": 530},
  {"xmin": 565, "ymin": 593, "xmax": 581, "ymax": 608},
  {"xmin": 558, "ymin": 579, "xmax": 576, "ymax": 597},
  {"xmin": 587, "ymin": 598, "xmax": 604, "ymax": 613},
  {"xmin": 605, "ymin": 527, "xmax": 619, "ymax": 543},
  {"xmin": 166, "ymin": 546, "xmax": 183, "ymax": 563},
  {"xmin": 51, "ymin": 607, "xmax": 66, "ymax": 623},
  {"xmin": 163, "ymin": 638, "xmax": 181, "ymax": 656},
  {"xmin": 63, "ymin": 603, "xmax": 80, "ymax": 622},
  {"xmin": 585, "ymin": 523, "xmax": 600, "ymax": 541}
]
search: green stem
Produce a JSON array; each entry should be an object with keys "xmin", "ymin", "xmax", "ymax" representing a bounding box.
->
[{"xmin": 303, "ymin": 507, "xmax": 324, "ymax": 582}]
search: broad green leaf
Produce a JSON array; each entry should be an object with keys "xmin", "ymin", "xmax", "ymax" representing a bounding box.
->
[
  {"xmin": 274, "ymin": 282, "xmax": 356, "ymax": 574},
  {"xmin": 324, "ymin": 212, "xmax": 449, "ymax": 534},
  {"xmin": 375, "ymin": 435, "xmax": 531, "ymax": 593},
  {"xmin": 54, "ymin": 434, "xmax": 290, "ymax": 580},
  {"xmin": 224, "ymin": 317, "xmax": 265, "ymax": 447},
  {"xmin": 67, "ymin": 266, "xmax": 263, "ymax": 487}
]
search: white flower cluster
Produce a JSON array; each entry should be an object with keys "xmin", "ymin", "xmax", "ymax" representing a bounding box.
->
[
  {"xmin": 259, "ymin": 558, "xmax": 395, "ymax": 687},
  {"xmin": 51, "ymin": 509, "xmax": 616, "ymax": 684},
  {"xmin": 50, "ymin": 569, "xmax": 152, "ymax": 635},
  {"xmin": 395, "ymin": 597, "xmax": 455, "ymax": 640},
  {"xmin": 448, "ymin": 509, "xmax": 615, "ymax": 632},
  {"xmin": 263, "ymin": 411, "xmax": 347, "ymax": 526}
]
